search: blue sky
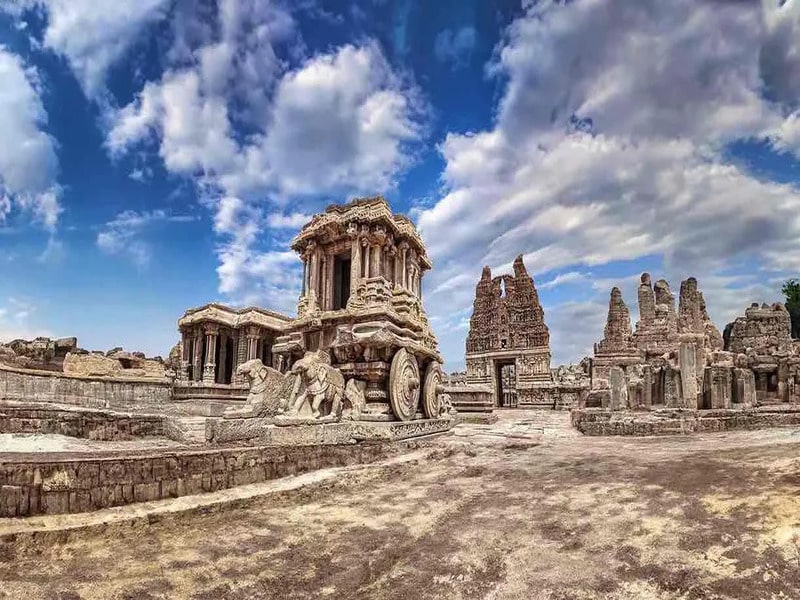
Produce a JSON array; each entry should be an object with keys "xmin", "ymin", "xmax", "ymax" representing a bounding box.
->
[{"xmin": 1, "ymin": 0, "xmax": 799, "ymax": 370}]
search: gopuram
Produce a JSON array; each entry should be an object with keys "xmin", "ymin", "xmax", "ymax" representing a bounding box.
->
[
  {"xmin": 460, "ymin": 255, "xmax": 588, "ymax": 410},
  {"xmin": 574, "ymin": 273, "xmax": 800, "ymax": 435}
]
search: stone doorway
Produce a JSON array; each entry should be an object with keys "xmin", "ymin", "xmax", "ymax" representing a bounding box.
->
[
  {"xmin": 495, "ymin": 360, "xmax": 518, "ymax": 408},
  {"xmin": 333, "ymin": 255, "xmax": 351, "ymax": 310}
]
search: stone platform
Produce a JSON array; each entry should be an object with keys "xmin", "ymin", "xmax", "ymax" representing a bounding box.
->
[
  {"xmin": 571, "ymin": 405, "xmax": 800, "ymax": 436},
  {"xmin": 205, "ymin": 416, "xmax": 455, "ymax": 446}
]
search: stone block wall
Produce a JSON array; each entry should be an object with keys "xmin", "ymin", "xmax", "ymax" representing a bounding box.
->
[
  {"xmin": 0, "ymin": 443, "xmax": 400, "ymax": 517},
  {"xmin": 0, "ymin": 364, "xmax": 172, "ymax": 410},
  {"xmin": 0, "ymin": 404, "xmax": 166, "ymax": 441},
  {"xmin": 571, "ymin": 406, "xmax": 800, "ymax": 436}
]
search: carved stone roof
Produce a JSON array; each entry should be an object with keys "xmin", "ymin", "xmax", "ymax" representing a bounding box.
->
[
  {"xmin": 290, "ymin": 196, "xmax": 432, "ymax": 269},
  {"xmin": 178, "ymin": 303, "xmax": 293, "ymax": 332}
]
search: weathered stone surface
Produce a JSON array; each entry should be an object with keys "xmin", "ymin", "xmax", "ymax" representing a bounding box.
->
[
  {"xmin": 679, "ymin": 342, "xmax": 698, "ymax": 408},
  {"xmin": 572, "ymin": 405, "xmax": 800, "ymax": 436},
  {"xmin": 0, "ymin": 403, "xmax": 168, "ymax": 440},
  {"xmin": 703, "ymin": 366, "xmax": 733, "ymax": 409},
  {"xmin": 596, "ymin": 288, "xmax": 635, "ymax": 356},
  {"xmin": 0, "ymin": 441, "xmax": 413, "ymax": 517},
  {"xmin": 63, "ymin": 352, "xmax": 166, "ymax": 379},
  {"xmin": 0, "ymin": 363, "xmax": 171, "ymax": 409},
  {"xmin": 609, "ymin": 366, "xmax": 628, "ymax": 410},
  {"xmin": 727, "ymin": 302, "xmax": 793, "ymax": 354}
]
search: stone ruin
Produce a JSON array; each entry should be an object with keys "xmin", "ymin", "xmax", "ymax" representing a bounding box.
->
[
  {"xmin": 0, "ymin": 336, "xmax": 169, "ymax": 379},
  {"xmin": 725, "ymin": 302, "xmax": 800, "ymax": 404},
  {"xmin": 585, "ymin": 273, "xmax": 800, "ymax": 413},
  {"xmin": 457, "ymin": 255, "xmax": 588, "ymax": 411}
]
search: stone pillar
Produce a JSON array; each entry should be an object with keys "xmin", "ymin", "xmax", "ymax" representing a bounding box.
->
[
  {"xmin": 392, "ymin": 247, "xmax": 402, "ymax": 288},
  {"xmin": 679, "ymin": 342, "xmax": 698, "ymax": 408},
  {"xmin": 246, "ymin": 327, "xmax": 259, "ymax": 361},
  {"xmin": 609, "ymin": 366, "xmax": 628, "ymax": 410},
  {"xmin": 203, "ymin": 324, "xmax": 219, "ymax": 384},
  {"xmin": 363, "ymin": 238, "xmax": 371, "ymax": 279},
  {"xmin": 325, "ymin": 251, "xmax": 334, "ymax": 310},
  {"xmin": 642, "ymin": 365, "xmax": 653, "ymax": 409},
  {"xmin": 307, "ymin": 241, "xmax": 319, "ymax": 300},
  {"xmin": 301, "ymin": 258, "xmax": 308, "ymax": 296},
  {"xmin": 349, "ymin": 226, "xmax": 361, "ymax": 289},
  {"xmin": 192, "ymin": 326, "xmax": 203, "ymax": 382},
  {"xmin": 371, "ymin": 243, "xmax": 382, "ymax": 278},
  {"xmin": 218, "ymin": 331, "xmax": 228, "ymax": 384},
  {"xmin": 234, "ymin": 333, "xmax": 248, "ymax": 385},
  {"xmin": 180, "ymin": 330, "xmax": 191, "ymax": 381},
  {"xmin": 400, "ymin": 244, "xmax": 408, "ymax": 288}
]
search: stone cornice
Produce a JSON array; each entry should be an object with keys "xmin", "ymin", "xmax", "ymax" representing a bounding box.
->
[{"xmin": 178, "ymin": 303, "xmax": 293, "ymax": 332}]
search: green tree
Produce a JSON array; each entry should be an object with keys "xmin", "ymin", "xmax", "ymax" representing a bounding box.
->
[{"xmin": 782, "ymin": 279, "xmax": 800, "ymax": 339}]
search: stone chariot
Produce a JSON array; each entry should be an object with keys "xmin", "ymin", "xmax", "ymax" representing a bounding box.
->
[{"xmin": 259, "ymin": 197, "xmax": 451, "ymax": 427}]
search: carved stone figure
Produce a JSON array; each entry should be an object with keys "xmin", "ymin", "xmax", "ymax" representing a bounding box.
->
[
  {"xmin": 342, "ymin": 379, "xmax": 367, "ymax": 420},
  {"xmin": 285, "ymin": 351, "xmax": 346, "ymax": 419},
  {"xmin": 231, "ymin": 359, "xmax": 287, "ymax": 417}
]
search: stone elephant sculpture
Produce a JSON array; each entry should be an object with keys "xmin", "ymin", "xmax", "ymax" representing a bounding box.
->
[{"xmin": 285, "ymin": 351, "xmax": 345, "ymax": 419}]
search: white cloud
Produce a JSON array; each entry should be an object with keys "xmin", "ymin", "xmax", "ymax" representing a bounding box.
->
[
  {"xmin": 106, "ymin": 2, "xmax": 424, "ymax": 311},
  {"xmin": 213, "ymin": 196, "xmax": 300, "ymax": 312},
  {"xmin": 420, "ymin": 0, "xmax": 800, "ymax": 368},
  {"xmin": 0, "ymin": 47, "xmax": 61, "ymax": 231},
  {"xmin": 96, "ymin": 209, "xmax": 195, "ymax": 267},
  {"xmin": 16, "ymin": 0, "xmax": 171, "ymax": 97}
]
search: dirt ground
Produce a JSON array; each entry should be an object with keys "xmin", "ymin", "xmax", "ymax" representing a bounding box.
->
[{"xmin": 2, "ymin": 410, "xmax": 800, "ymax": 600}]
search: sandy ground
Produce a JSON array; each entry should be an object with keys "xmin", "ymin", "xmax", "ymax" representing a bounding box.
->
[{"xmin": 2, "ymin": 410, "xmax": 800, "ymax": 600}]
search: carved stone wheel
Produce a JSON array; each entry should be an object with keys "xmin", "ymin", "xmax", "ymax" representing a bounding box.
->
[
  {"xmin": 422, "ymin": 361, "xmax": 443, "ymax": 419},
  {"xmin": 389, "ymin": 348, "xmax": 420, "ymax": 421}
]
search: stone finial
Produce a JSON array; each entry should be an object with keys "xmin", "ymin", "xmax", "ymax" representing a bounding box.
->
[
  {"xmin": 641, "ymin": 272, "xmax": 651, "ymax": 285},
  {"xmin": 512, "ymin": 254, "xmax": 528, "ymax": 278},
  {"xmin": 481, "ymin": 266, "xmax": 492, "ymax": 281}
]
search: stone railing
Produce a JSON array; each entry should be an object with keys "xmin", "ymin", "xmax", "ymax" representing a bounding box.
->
[{"xmin": 0, "ymin": 363, "xmax": 172, "ymax": 410}]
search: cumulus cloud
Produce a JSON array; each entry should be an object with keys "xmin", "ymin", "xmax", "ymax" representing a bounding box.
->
[
  {"xmin": 0, "ymin": 47, "xmax": 61, "ymax": 231},
  {"xmin": 105, "ymin": 0, "xmax": 424, "ymax": 311},
  {"xmin": 96, "ymin": 209, "xmax": 195, "ymax": 267},
  {"xmin": 419, "ymin": 0, "xmax": 800, "ymax": 368}
]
